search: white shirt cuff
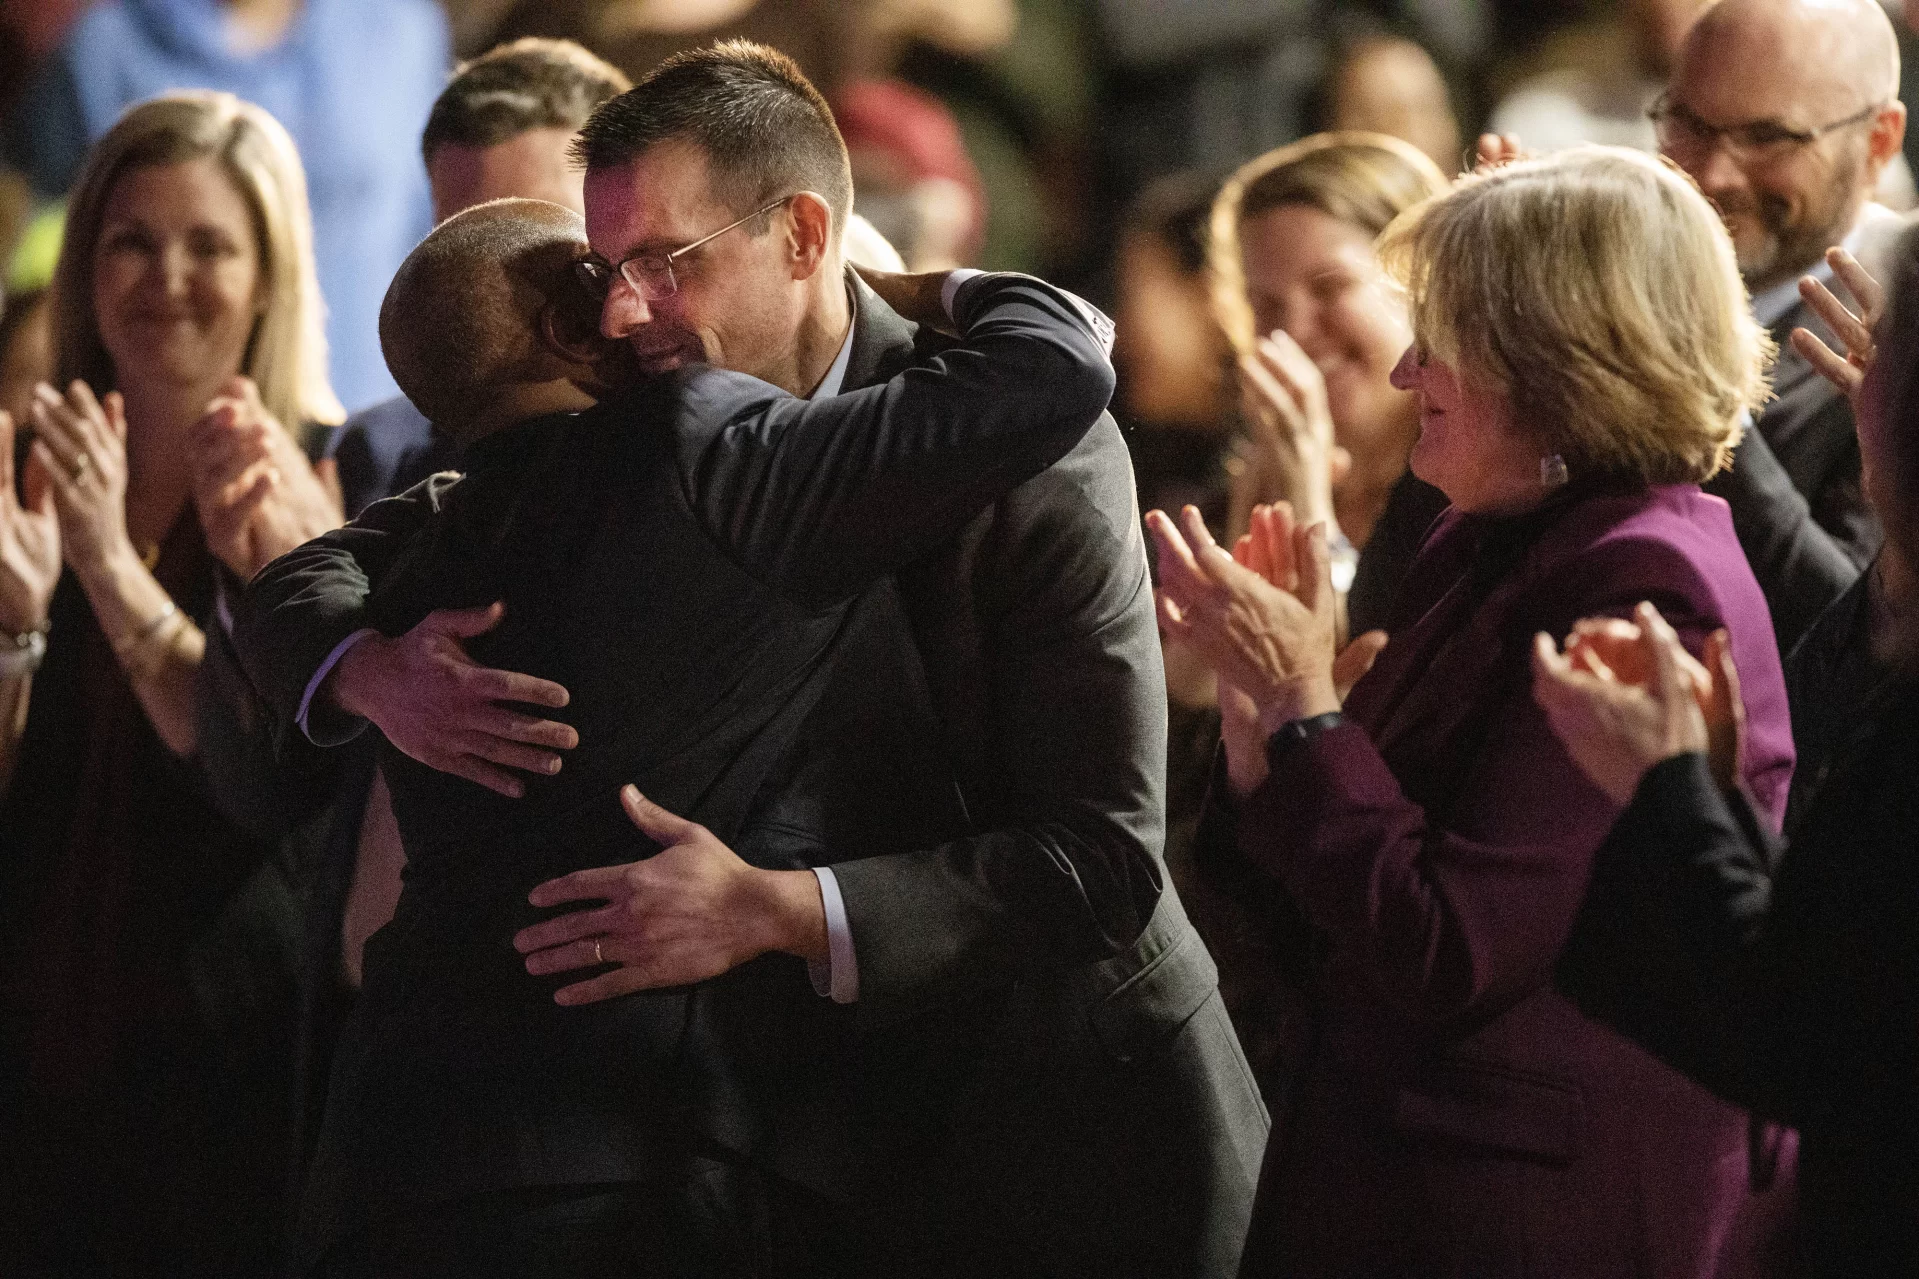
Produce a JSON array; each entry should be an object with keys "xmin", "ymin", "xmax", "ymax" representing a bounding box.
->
[
  {"xmin": 940, "ymin": 268, "xmax": 986, "ymax": 322},
  {"xmin": 296, "ymin": 627, "xmax": 377, "ymax": 744},
  {"xmin": 806, "ymin": 865, "xmax": 859, "ymax": 1003}
]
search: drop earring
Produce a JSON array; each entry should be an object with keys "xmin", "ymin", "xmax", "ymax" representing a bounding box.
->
[{"xmin": 1540, "ymin": 454, "xmax": 1569, "ymax": 489}]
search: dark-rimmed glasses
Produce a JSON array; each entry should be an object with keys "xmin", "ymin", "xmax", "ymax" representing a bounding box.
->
[
  {"xmin": 1649, "ymin": 94, "xmax": 1886, "ymax": 164},
  {"xmin": 575, "ymin": 195, "xmax": 794, "ymax": 302}
]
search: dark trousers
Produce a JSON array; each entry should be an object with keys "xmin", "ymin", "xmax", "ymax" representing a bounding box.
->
[{"xmin": 319, "ymin": 1159, "xmax": 880, "ymax": 1279}]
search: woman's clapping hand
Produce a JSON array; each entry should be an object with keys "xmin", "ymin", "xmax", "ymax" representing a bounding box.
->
[
  {"xmin": 190, "ymin": 376, "xmax": 344, "ymax": 581},
  {"xmin": 29, "ymin": 380, "xmax": 131, "ymax": 579},
  {"xmin": 1532, "ymin": 601, "xmax": 1748, "ymax": 805},
  {"xmin": 0, "ymin": 410, "xmax": 61, "ymax": 638}
]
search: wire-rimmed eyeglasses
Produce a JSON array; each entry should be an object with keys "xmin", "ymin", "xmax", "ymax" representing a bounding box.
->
[
  {"xmin": 574, "ymin": 195, "xmax": 795, "ymax": 302},
  {"xmin": 1649, "ymin": 94, "xmax": 1886, "ymax": 164}
]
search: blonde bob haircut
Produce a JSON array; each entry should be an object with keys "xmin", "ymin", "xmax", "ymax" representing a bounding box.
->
[
  {"xmin": 1208, "ymin": 131, "xmax": 1450, "ymax": 356},
  {"xmin": 51, "ymin": 91, "xmax": 344, "ymax": 440},
  {"xmin": 1377, "ymin": 145, "xmax": 1770, "ymax": 486}
]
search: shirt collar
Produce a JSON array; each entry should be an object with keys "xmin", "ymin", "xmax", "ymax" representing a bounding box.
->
[
  {"xmin": 1749, "ymin": 203, "xmax": 1896, "ymax": 329},
  {"xmin": 809, "ymin": 283, "xmax": 858, "ymax": 399}
]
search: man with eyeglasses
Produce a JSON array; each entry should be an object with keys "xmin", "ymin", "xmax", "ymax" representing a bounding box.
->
[{"xmin": 1655, "ymin": 0, "xmax": 1910, "ymax": 643}]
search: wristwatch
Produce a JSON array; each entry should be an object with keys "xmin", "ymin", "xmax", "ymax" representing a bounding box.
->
[
  {"xmin": 1267, "ymin": 710, "xmax": 1345, "ymax": 758},
  {"xmin": 0, "ymin": 620, "xmax": 48, "ymax": 679}
]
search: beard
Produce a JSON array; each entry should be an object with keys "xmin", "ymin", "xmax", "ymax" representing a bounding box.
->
[{"xmin": 1719, "ymin": 149, "xmax": 1868, "ymax": 293}]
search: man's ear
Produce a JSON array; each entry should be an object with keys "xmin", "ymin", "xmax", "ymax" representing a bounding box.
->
[
  {"xmin": 538, "ymin": 294, "xmax": 604, "ymax": 366},
  {"xmin": 1866, "ymin": 102, "xmax": 1908, "ymax": 177},
  {"xmin": 785, "ymin": 192, "xmax": 834, "ymax": 281}
]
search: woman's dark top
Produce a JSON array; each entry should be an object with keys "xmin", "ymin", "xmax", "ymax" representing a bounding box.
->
[
  {"xmin": 0, "ymin": 513, "xmax": 293, "ymax": 1277},
  {"xmin": 1346, "ymin": 470, "xmax": 1450, "ymax": 637},
  {"xmin": 1564, "ymin": 680, "xmax": 1919, "ymax": 1277}
]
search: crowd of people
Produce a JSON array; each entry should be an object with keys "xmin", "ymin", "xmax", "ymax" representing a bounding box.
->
[{"xmin": 0, "ymin": 1, "xmax": 1915, "ymax": 1278}]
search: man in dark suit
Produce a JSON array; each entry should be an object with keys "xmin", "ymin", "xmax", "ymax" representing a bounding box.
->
[
  {"xmin": 1657, "ymin": 0, "xmax": 1908, "ymax": 644},
  {"xmin": 236, "ymin": 193, "xmax": 1119, "ymax": 1276},
  {"xmin": 266, "ymin": 42, "xmax": 1265, "ymax": 1279},
  {"xmin": 189, "ymin": 44, "xmax": 636, "ymax": 1244}
]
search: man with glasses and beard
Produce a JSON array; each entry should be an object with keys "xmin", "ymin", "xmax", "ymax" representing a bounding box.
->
[{"xmin": 1652, "ymin": 0, "xmax": 1909, "ymax": 645}]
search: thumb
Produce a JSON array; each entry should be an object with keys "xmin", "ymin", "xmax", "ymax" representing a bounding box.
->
[
  {"xmin": 314, "ymin": 455, "xmax": 344, "ymax": 512},
  {"xmin": 104, "ymin": 391, "xmax": 127, "ymax": 442},
  {"xmin": 424, "ymin": 600, "xmax": 505, "ymax": 640},
  {"xmin": 621, "ymin": 785, "xmax": 701, "ymax": 846},
  {"xmin": 1333, "ymin": 629, "xmax": 1389, "ymax": 697}
]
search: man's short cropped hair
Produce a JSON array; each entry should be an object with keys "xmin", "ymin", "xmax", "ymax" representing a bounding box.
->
[
  {"xmin": 572, "ymin": 39, "xmax": 853, "ymax": 228},
  {"xmin": 422, "ymin": 38, "xmax": 632, "ymax": 164},
  {"xmin": 1378, "ymin": 145, "xmax": 1772, "ymax": 487}
]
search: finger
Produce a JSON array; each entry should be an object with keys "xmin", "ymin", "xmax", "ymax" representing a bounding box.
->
[
  {"xmin": 1239, "ymin": 352, "xmax": 1304, "ymax": 432},
  {"xmin": 1706, "ymin": 629, "xmax": 1743, "ymax": 732},
  {"xmin": 425, "ymin": 600, "xmax": 508, "ymax": 640},
  {"xmin": 102, "ymin": 391, "xmax": 126, "ymax": 444},
  {"xmin": 528, "ymin": 864, "xmax": 629, "ymax": 909},
  {"xmin": 454, "ymin": 730, "xmax": 564, "ymax": 778},
  {"xmin": 1230, "ymin": 532, "xmax": 1256, "ymax": 571},
  {"xmin": 1796, "ymin": 276, "xmax": 1873, "ymax": 356},
  {"xmin": 1156, "ymin": 590, "xmax": 1194, "ymax": 639},
  {"xmin": 1146, "ymin": 509, "xmax": 1207, "ymax": 595},
  {"xmin": 21, "ymin": 448, "xmax": 56, "ymax": 515},
  {"xmin": 554, "ymin": 966, "xmax": 651, "ymax": 1007},
  {"xmin": 1258, "ymin": 503, "xmax": 1298, "ymax": 594},
  {"xmin": 1333, "ymin": 629, "xmax": 1388, "ymax": 695},
  {"xmin": 65, "ymin": 380, "xmax": 107, "ymax": 443},
  {"xmin": 1295, "ymin": 522, "xmax": 1332, "ymax": 616},
  {"xmin": 513, "ymin": 902, "xmax": 623, "ymax": 954},
  {"xmin": 441, "ymin": 751, "xmax": 527, "ymax": 799},
  {"xmin": 1788, "ymin": 327, "xmax": 1863, "ymax": 395},
  {"xmin": 30, "ymin": 439, "xmax": 77, "ymax": 500},
  {"xmin": 1636, "ymin": 602, "xmax": 1690, "ymax": 709},
  {"xmin": 463, "ymin": 664, "xmax": 572, "ymax": 711},
  {"xmin": 1179, "ymin": 504, "xmax": 1239, "ymax": 586},
  {"xmin": 0, "ymin": 411, "xmax": 14, "ymax": 507},
  {"xmin": 621, "ymin": 784, "xmax": 703, "ymax": 846},
  {"xmin": 524, "ymin": 934, "xmax": 623, "ymax": 977},
  {"xmin": 1261, "ymin": 332, "xmax": 1328, "ymax": 415},
  {"xmin": 1828, "ymin": 247, "xmax": 1884, "ymax": 321},
  {"xmin": 470, "ymin": 706, "xmax": 579, "ymax": 751},
  {"xmin": 1532, "ymin": 631, "xmax": 1573, "ymax": 680}
]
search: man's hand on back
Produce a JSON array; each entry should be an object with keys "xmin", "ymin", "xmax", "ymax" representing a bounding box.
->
[
  {"xmin": 328, "ymin": 600, "xmax": 578, "ymax": 798},
  {"xmin": 513, "ymin": 785, "xmax": 829, "ymax": 1003},
  {"xmin": 851, "ymin": 265, "xmax": 958, "ymax": 336}
]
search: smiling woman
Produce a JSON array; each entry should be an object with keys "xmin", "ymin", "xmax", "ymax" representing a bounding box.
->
[
  {"xmin": 0, "ymin": 91, "xmax": 344, "ymax": 1274},
  {"xmin": 1154, "ymin": 145, "xmax": 1799, "ymax": 1278}
]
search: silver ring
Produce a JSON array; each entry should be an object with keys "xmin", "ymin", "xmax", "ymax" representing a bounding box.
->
[{"xmin": 593, "ymin": 938, "xmax": 604, "ymax": 965}]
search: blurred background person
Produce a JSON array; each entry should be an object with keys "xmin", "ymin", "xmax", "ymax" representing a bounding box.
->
[
  {"xmin": 1155, "ymin": 146, "xmax": 1791, "ymax": 1277},
  {"xmin": 1209, "ymin": 131, "xmax": 1451, "ymax": 640},
  {"xmin": 835, "ymin": 77, "xmax": 986, "ymax": 270},
  {"xmin": 5, "ymin": 0, "xmax": 452, "ymax": 412},
  {"xmin": 1490, "ymin": 0, "xmax": 1712, "ymax": 153},
  {"xmin": 1311, "ymin": 32, "xmax": 1463, "ymax": 176},
  {"xmin": 1537, "ymin": 224, "xmax": 1919, "ymax": 1278},
  {"xmin": 0, "ymin": 90, "xmax": 344, "ymax": 1276}
]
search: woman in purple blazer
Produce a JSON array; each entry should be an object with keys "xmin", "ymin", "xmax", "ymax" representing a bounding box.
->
[{"xmin": 1150, "ymin": 146, "xmax": 1795, "ymax": 1278}]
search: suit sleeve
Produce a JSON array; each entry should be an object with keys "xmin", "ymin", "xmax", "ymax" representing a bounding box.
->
[
  {"xmin": 1557, "ymin": 752, "xmax": 1798, "ymax": 1120},
  {"xmin": 1704, "ymin": 426, "xmax": 1860, "ymax": 651},
  {"xmin": 232, "ymin": 475, "xmax": 455, "ymax": 739},
  {"xmin": 671, "ymin": 272, "xmax": 1117, "ymax": 609},
  {"xmin": 828, "ymin": 421, "xmax": 1170, "ymax": 1001},
  {"xmin": 1228, "ymin": 539, "xmax": 1726, "ymax": 1029}
]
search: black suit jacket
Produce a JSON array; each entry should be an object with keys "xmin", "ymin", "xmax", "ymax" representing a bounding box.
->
[
  {"xmin": 1700, "ymin": 296, "xmax": 1881, "ymax": 645},
  {"xmin": 229, "ymin": 272, "xmax": 1116, "ymax": 1264},
  {"xmin": 1561, "ymin": 685, "xmax": 1919, "ymax": 1278}
]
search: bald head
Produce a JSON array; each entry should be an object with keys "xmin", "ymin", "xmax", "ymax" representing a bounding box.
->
[
  {"xmin": 1665, "ymin": 0, "xmax": 1906, "ymax": 288},
  {"xmin": 380, "ymin": 198, "xmax": 600, "ymax": 437},
  {"xmin": 1685, "ymin": 0, "xmax": 1899, "ymax": 114}
]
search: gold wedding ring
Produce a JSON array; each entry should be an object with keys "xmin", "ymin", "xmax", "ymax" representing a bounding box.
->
[{"xmin": 70, "ymin": 452, "xmax": 90, "ymax": 481}]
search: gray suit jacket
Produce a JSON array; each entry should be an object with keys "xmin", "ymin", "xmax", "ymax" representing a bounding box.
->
[{"xmin": 737, "ymin": 278, "xmax": 1267, "ymax": 1278}]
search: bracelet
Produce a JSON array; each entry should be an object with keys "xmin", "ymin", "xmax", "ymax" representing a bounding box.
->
[
  {"xmin": 0, "ymin": 619, "xmax": 49, "ymax": 679},
  {"xmin": 1266, "ymin": 711, "xmax": 1346, "ymax": 758},
  {"xmin": 113, "ymin": 600, "xmax": 177, "ymax": 658},
  {"xmin": 121, "ymin": 610, "xmax": 198, "ymax": 686}
]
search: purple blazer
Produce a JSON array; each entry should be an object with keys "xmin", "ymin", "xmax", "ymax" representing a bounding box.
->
[{"xmin": 1224, "ymin": 484, "xmax": 1793, "ymax": 1278}]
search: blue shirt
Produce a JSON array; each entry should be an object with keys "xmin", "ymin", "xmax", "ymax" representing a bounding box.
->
[{"xmin": 9, "ymin": 0, "xmax": 449, "ymax": 411}]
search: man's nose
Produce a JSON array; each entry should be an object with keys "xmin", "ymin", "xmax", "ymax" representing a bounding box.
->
[
  {"xmin": 600, "ymin": 284, "xmax": 653, "ymax": 339},
  {"xmin": 1670, "ymin": 137, "xmax": 1748, "ymax": 202}
]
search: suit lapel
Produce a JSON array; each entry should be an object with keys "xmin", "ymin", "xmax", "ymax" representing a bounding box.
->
[{"xmin": 841, "ymin": 269, "xmax": 922, "ymax": 392}]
